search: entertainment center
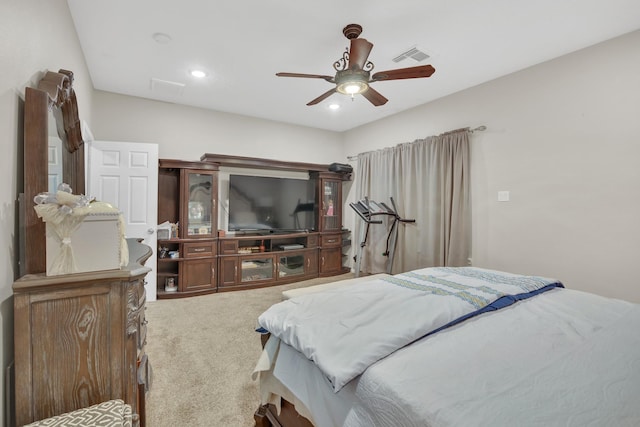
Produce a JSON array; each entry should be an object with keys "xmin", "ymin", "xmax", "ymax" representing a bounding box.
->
[{"xmin": 156, "ymin": 154, "xmax": 351, "ymax": 299}]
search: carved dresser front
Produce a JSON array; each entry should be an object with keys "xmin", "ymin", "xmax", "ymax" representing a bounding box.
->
[{"xmin": 13, "ymin": 241, "xmax": 151, "ymax": 427}]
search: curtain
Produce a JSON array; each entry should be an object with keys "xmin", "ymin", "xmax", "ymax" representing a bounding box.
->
[{"xmin": 354, "ymin": 128, "xmax": 470, "ymax": 274}]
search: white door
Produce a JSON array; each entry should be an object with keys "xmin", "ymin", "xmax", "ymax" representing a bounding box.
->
[
  {"xmin": 87, "ymin": 141, "xmax": 159, "ymax": 301},
  {"xmin": 48, "ymin": 136, "xmax": 63, "ymax": 192}
]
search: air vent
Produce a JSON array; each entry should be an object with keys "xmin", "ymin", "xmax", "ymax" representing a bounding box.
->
[
  {"xmin": 150, "ymin": 77, "xmax": 185, "ymax": 97},
  {"xmin": 392, "ymin": 47, "xmax": 430, "ymax": 63}
]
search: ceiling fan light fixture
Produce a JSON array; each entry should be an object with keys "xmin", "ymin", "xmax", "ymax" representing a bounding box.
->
[
  {"xmin": 336, "ymin": 70, "xmax": 369, "ymax": 95},
  {"xmin": 338, "ymin": 81, "xmax": 368, "ymax": 95}
]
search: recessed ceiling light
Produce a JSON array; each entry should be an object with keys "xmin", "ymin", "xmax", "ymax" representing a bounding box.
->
[
  {"xmin": 190, "ymin": 70, "xmax": 207, "ymax": 78},
  {"xmin": 152, "ymin": 32, "xmax": 172, "ymax": 44},
  {"xmin": 329, "ymin": 103, "xmax": 340, "ymax": 110}
]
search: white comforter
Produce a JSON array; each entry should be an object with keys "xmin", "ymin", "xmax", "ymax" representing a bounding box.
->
[
  {"xmin": 343, "ymin": 289, "xmax": 640, "ymax": 427},
  {"xmin": 258, "ymin": 267, "xmax": 561, "ymax": 392},
  {"xmin": 259, "ymin": 288, "xmax": 640, "ymax": 427}
]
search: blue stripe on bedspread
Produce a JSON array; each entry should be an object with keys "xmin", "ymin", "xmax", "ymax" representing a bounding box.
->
[
  {"xmin": 382, "ymin": 267, "xmax": 565, "ymax": 340},
  {"xmin": 424, "ymin": 282, "xmax": 564, "ymax": 338}
]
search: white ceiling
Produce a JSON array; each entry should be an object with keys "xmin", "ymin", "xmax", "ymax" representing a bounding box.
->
[{"xmin": 67, "ymin": 0, "xmax": 640, "ymax": 132}]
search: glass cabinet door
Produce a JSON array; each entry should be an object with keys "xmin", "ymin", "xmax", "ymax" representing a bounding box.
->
[
  {"xmin": 241, "ymin": 257, "xmax": 274, "ymax": 282},
  {"xmin": 278, "ymin": 253, "xmax": 305, "ymax": 278},
  {"xmin": 185, "ymin": 172, "xmax": 214, "ymax": 237},
  {"xmin": 322, "ymin": 180, "xmax": 340, "ymax": 231}
]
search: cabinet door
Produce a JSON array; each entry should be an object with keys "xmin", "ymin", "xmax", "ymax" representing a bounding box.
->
[
  {"xmin": 219, "ymin": 257, "xmax": 239, "ymax": 286},
  {"xmin": 181, "ymin": 170, "xmax": 217, "ymax": 238},
  {"xmin": 320, "ymin": 178, "xmax": 342, "ymax": 232},
  {"xmin": 180, "ymin": 259, "xmax": 216, "ymax": 291},
  {"xmin": 311, "ymin": 172, "xmax": 344, "ymax": 233},
  {"xmin": 241, "ymin": 256, "xmax": 274, "ymax": 283},
  {"xmin": 277, "ymin": 253, "xmax": 305, "ymax": 279},
  {"xmin": 319, "ymin": 247, "xmax": 342, "ymax": 274},
  {"xmin": 305, "ymin": 250, "xmax": 318, "ymax": 275}
]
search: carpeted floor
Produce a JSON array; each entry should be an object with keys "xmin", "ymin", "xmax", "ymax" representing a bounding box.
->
[{"xmin": 144, "ymin": 273, "xmax": 353, "ymax": 427}]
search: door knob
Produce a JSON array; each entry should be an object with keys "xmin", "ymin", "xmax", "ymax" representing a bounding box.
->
[{"xmin": 147, "ymin": 228, "xmax": 155, "ymax": 234}]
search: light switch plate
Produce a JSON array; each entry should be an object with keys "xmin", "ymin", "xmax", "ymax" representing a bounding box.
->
[{"xmin": 498, "ymin": 191, "xmax": 510, "ymax": 202}]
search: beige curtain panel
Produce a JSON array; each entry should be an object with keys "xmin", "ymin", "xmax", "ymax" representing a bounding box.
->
[{"xmin": 355, "ymin": 128, "xmax": 471, "ymax": 274}]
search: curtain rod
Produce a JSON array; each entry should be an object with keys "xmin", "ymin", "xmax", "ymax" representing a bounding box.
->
[{"xmin": 346, "ymin": 125, "xmax": 486, "ymax": 161}]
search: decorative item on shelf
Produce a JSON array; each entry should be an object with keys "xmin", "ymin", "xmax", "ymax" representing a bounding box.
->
[
  {"xmin": 33, "ymin": 183, "xmax": 128, "ymax": 276},
  {"xmin": 326, "ymin": 199, "xmax": 334, "ymax": 216},
  {"xmin": 259, "ymin": 240, "xmax": 265, "ymax": 252},
  {"xmin": 158, "ymin": 246, "xmax": 169, "ymax": 259},
  {"xmin": 157, "ymin": 221, "xmax": 172, "ymax": 240},
  {"xmin": 165, "ymin": 277, "xmax": 177, "ymax": 292},
  {"xmin": 171, "ymin": 223, "xmax": 179, "ymax": 239},
  {"xmin": 168, "ymin": 250, "xmax": 179, "ymax": 259},
  {"xmin": 189, "ymin": 201, "xmax": 204, "ymax": 221}
]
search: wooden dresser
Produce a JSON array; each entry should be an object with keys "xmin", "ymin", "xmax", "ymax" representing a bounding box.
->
[{"xmin": 13, "ymin": 240, "xmax": 152, "ymax": 426}]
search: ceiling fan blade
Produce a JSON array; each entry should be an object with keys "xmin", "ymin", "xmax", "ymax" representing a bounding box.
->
[
  {"xmin": 307, "ymin": 88, "xmax": 337, "ymax": 106},
  {"xmin": 348, "ymin": 38, "xmax": 374, "ymax": 69},
  {"xmin": 361, "ymin": 86, "xmax": 388, "ymax": 106},
  {"xmin": 371, "ymin": 65, "xmax": 436, "ymax": 81},
  {"xmin": 277, "ymin": 72, "xmax": 334, "ymax": 82}
]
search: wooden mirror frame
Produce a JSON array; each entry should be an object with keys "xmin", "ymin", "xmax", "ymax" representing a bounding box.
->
[{"xmin": 23, "ymin": 69, "xmax": 85, "ymax": 275}]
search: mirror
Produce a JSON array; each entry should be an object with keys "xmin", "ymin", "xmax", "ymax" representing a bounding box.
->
[
  {"xmin": 48, "ymin": 110, "xmax": 64, "ymax": 193},
  {"xmin": 22, "ymin": 69, "xmax": 85, "ymax": 275}
]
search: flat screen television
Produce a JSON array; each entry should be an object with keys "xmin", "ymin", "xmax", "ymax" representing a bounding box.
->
[{"xmin": 228, "ymin": 174, "xmax": 316, "ymax": 232}]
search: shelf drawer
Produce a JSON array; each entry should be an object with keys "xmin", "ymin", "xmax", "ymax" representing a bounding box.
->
[
  {"xmin": 183, "ymin": 242, "xmax": 216, "ymax": 257},
  {"xmin": 220, "ymin": 239, "xmax": 239, "ymax": 254},
  {"xmin": 321, "ymin": 234, "xmax": 342, "ymax": 247},
  {"xmin": 307, "ymin": 234, "xmax": 319, "ymax": 247}
]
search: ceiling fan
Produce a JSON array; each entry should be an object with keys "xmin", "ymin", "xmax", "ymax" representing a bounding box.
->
[{"xmin": 276, "ymin": 23, "xmax": 435, "ymax": 107}]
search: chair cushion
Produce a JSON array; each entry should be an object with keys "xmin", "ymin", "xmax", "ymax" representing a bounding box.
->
[{"xmin": 23, "ymin": 399, "xmax": 133, "ymax": 427}]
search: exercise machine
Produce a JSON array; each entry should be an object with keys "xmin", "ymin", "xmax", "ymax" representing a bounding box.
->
[{"xmin": 349, "ymin": 197, "xmax": 415, "ymax": 277}]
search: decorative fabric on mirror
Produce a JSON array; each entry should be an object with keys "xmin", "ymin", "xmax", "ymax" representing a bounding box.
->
[{"xmin": 355, "ymin": 128, "xmax": 470, "ymax": 274}]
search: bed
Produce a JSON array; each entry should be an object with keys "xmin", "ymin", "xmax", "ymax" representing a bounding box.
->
[{"xmin": 252, "ymin": 267, "xmax": 640, "ymax": 427}]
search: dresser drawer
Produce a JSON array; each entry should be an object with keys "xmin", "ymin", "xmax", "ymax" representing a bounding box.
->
[
  {"xmin": 220, "ymin": 239, "xmax": 238, "ymax": 254},
  {"xmin": 183, "ymin": 242, "xmax": 216, "ymax": 257},
  {"xmin": 321, "ymin": 234, "xmax": 342, "ymax": 247},
  {"xmin": 307, "ymin": 234, "xmax": 319, "ymax": 247}
]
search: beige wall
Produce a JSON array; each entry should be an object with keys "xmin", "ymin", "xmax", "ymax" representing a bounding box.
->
[
  {"xmin": 343, "ymin": 30, "xmax": 640, "ymax": 303},
  {"xmin": 91, "ymin": 91, "xmax": 344, "ymax": 163}
]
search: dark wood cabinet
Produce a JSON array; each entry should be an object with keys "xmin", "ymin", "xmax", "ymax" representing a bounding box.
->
[
  {"xmin": 313, "ymin": 172, "xmax": 344, "ymax": 233},
  {"xmin": 13, "ymin": 241, "xmax": 152, "ymax": 426},
  {"xmin": 217, "ymin": 232, "xmax": 319, "ymax": 290},
  {"xmin": 157, "ymin": 159, "xmax": 219, "ymax": 298},
  {"xmin": 319, "ymin": 244, "xmax": 343, "ymax": 276},
  {"xmin": 219, "ymin": 256, "xmax": 239, "ymax": 287},
  {"xmin": 181, "ymin": 258, "xmax": 217, "ymax": 292},
  {"xmin": 311, "ymin": 171, "xmax": 351, "ymax": 276},
  {"xmin": 305, "ymin": 250, "xmax": 319, "ymax": 275}
]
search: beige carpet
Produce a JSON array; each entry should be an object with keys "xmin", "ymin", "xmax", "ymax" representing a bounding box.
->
[{"xmin": 144, "ymin": 273, "xmax": 354, "ymax": 427}]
